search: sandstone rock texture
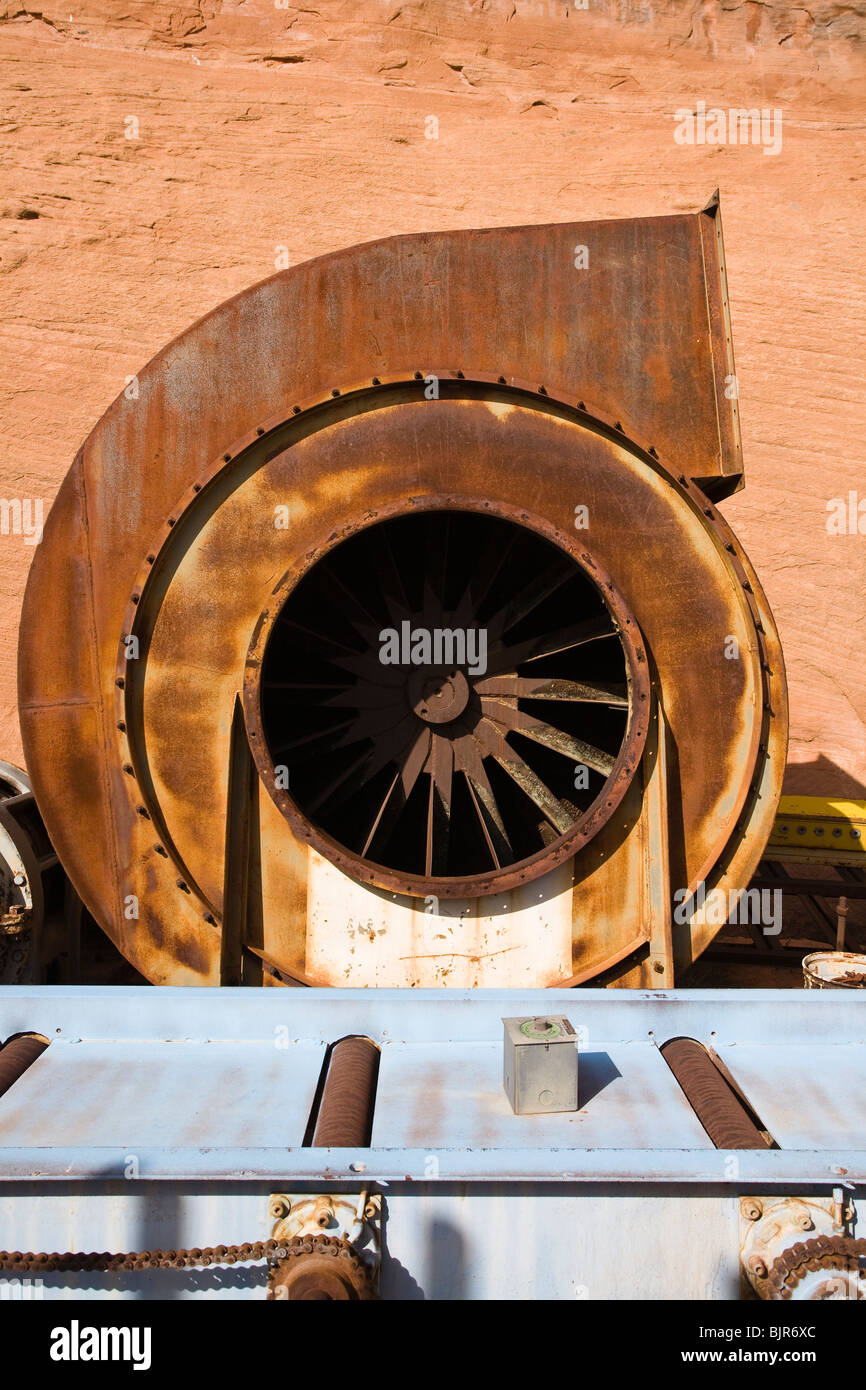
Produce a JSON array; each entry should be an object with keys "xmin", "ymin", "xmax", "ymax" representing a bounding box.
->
[{"xmin": 1, "ymin": 0, "xmax": 864, "ymax": 796}]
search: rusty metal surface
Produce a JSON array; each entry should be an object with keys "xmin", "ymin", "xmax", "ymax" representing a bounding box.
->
[
  {"xmin": 268, "ymin": 1235, "xmax": 375, "ymax": 1300},
  {"xmin": 0, "ymin": 1238, "xmax": 284, "ymax": 1274},
  {"xmin": 763, "ymin": 1235, "xmax": 866, "ymax": 1300},
  {"xmin": 0, "ymin": 1032, "xmax": 48, "ymax": 1099},
  {"xmin": 312, "ymin": 1036, "xmax": 380, "ymax": 1149},
  {"xmin": 660, "ymin": 1037, "xmax": 771, "ymax": 1150},
  {"xmin": 18, "ymin": 205, "xmax": 787, "ymax": 986}
]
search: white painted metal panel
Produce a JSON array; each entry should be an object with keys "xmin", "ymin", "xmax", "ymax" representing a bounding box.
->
[
  {"xmin": 306, "ymin": 852, "xmax": 575, "ymax": 987},
  {"xmin": 372, "ymin": 1040, "xmax": 713, "ymax": 1149},
  {"xmin": 717, "ymin": 1042, "xmax": 866, "ymax": 1150},
  {"xmin": 0, "ymin": 1040, "xmax": 325, "ymax": 1149}
]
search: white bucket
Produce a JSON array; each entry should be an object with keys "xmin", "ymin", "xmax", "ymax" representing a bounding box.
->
[{"xmin": 802, "ymin": 950, "xmax": 866, "ymax": 989}]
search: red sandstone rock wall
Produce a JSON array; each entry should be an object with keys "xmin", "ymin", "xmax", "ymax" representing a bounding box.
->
[{"xmin": 1, "ymin": 0, "xmax": 864, "ymax": 794}]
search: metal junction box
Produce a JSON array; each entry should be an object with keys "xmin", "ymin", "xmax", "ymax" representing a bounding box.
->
[{"xmin": 503, "ymin": 1016, "xmax": 578, "ymax": 1114}]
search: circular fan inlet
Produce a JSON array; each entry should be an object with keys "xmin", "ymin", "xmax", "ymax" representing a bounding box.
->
[{"xmin": 247, "ymin": 508, "xmax": 649, "ymax": 897}]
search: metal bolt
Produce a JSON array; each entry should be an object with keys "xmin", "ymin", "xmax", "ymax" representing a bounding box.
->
[
  {"xmin": 796, "ymin": 1210, "xmax": 813, "ymax": 1231},
  {"xmin": 268, "ymin": 1196, "xmax": 291, "ymax": 1220},
  {"xmin": 749, "ymin": 1256, "xmax": 768, "ymax": 1279},
  {"xmin": 740, "ymin": 1198, "xmax": 762, "ymax": 1221},
  {"xmin": 312, "ymin": 1196, "xmax": 334, "ymax": 1229},
  {"xmin": 12, "ymin": 873, "xmax": 26, "ymax": 887}
]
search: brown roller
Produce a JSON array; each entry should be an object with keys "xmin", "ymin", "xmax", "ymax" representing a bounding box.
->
[
  {"xmin": 311, "ymin": 1036, "xmax": 380, "ymax": 1148},
  {"xmin": 0, "ymin": 1034, "xmax": 49, "ymax": 1100},
  {"xmin": 660, "ymin": 1037, "xmax": 770, "ymax": 1150}
]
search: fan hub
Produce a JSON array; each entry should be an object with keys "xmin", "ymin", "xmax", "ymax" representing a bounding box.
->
[{"xmin": 408, "ymin": 668, "xmax": 470, "ymax": 725}]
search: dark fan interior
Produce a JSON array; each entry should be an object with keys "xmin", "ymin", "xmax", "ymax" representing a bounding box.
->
[{"xmin": 259, "ymin": 510, "xmax": 630, "ymax": 881}]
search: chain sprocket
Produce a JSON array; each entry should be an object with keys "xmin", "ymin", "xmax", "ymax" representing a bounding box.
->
[
  {"xmin": 766, "ymin": 1234, "xmax": 866, "ymax": 1300},
  {"xmin": 0, "ymin": 1232, "xmax": 377, "ymax": 1300},
  {"xmin": 267, "ymin": 1234, "xmax": 376, "ymax": 1300}
]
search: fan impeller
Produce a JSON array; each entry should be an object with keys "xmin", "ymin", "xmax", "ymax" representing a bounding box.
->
[{"xmin": 255, "ymin": 507, "xmax": 647, "ymax": 894}]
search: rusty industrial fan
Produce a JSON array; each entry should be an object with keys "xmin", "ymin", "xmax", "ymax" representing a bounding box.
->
[{"xmin": 18, "ymin": 197, "xmax": 787, "ymax": 988}]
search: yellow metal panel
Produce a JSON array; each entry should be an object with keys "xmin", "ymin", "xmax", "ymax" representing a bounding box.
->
[{"xmin": 769, "ymin": 796, "xmax": 866, "ymax": 860}]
